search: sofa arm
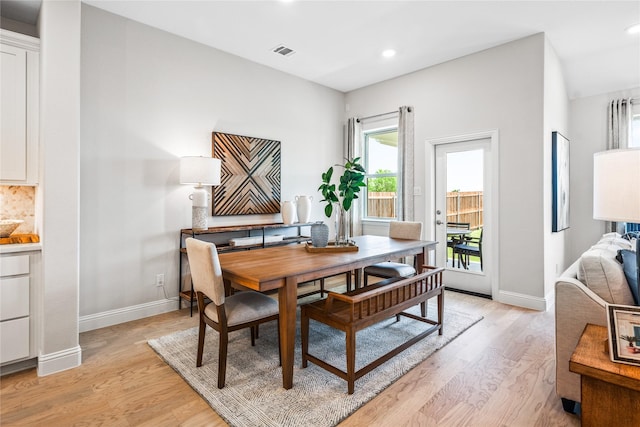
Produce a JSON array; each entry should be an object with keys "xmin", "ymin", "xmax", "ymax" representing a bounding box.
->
[{"xmin": 555, "ymin": 277, "xmax": 608, "ymax": 403}]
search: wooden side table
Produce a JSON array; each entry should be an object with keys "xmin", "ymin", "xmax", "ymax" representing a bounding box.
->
[{"xmin": 569, "ymin": 324, "xmax": 640, "ymax": 427}]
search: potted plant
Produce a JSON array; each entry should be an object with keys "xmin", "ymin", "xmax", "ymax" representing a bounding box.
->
[
  {"xmin": 620, "ymin": 334, "xmax": 637, "ymax": 348},
  {"xmin": 318, "ymin": 157, "xmax": 366, "ymax": 245}
]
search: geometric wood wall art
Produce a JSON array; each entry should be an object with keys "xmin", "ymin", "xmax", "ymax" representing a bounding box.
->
[{"xmin": 212, "ymin": 132, "xmax": 281, "ymax": 215}]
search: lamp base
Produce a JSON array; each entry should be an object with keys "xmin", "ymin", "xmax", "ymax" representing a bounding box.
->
[{"xmin": 192, "ymin": 206, "xmax": 208, "ymax": 231}]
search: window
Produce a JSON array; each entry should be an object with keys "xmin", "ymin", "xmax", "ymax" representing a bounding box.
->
[
  {"xmin": 632, "ymin": 101, "xmax": 640, "ymax": 148},
  {"xmin": 363, "ymin": 128, "xmax": 398, "ymax": 220}
]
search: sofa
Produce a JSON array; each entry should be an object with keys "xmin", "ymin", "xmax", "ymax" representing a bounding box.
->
[{"xmin": 554, "ymin": 232, "xmax": 637, "ymax": 412}]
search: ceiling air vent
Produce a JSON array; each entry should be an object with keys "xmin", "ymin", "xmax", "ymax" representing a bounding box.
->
[{"xmin": 272, "ymin": 45, "xmax": 295, "ymax": 57}]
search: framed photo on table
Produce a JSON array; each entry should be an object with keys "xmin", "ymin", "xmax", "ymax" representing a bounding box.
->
[{"xmin": 606, "ymin": 303, "xmax": 640, "ymax": 366}]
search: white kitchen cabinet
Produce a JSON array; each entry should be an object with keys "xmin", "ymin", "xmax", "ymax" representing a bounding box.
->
[
  {"xmin": 0, "ymin": 30, "xmax": 39, "ymax": 185},
  {"xmin": 0, "ymin": 248, "xmax": 40, "ymax": 366}
]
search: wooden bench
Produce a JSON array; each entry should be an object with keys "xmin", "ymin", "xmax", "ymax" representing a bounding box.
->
[{"xmin": 300, "ymin": 266, "xmax": 444, "ymax": 394}]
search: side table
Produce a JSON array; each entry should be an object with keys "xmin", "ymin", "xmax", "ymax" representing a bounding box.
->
[{"xmin": 569, "ymin": 323, "xmax": 640, "ymax": 427}]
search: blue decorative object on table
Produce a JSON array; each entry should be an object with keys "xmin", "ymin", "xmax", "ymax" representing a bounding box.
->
[{"xmin": 311, "ymin": 222, "xmax": 329, "ymax": 248}]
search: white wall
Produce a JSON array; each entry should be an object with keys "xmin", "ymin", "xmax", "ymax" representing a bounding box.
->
[
  {"xmin": 346, "ymin": 34, "xmax": 555, "ymax": 308},
  {"xmin": 79, "ymin": 5, "xmax": 345, "ymax": 327},
  {"xmin": 38, "ymin": 0, "xmax": 82, "ymax": 375},
  {"xmin": 542, "ymin": 38, "xmax": 570, "ymax": 300},
  {"xmin": 569, "ymin": 86, "xmax": 640, "ymax": 262}
]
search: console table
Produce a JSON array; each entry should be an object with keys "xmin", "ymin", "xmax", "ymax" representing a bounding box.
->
[
  {"xmin": 569, "ymin": 323, "xmax": 640, "ymax": 427},
  {"xmin": 178, "ymin": 222, "xmax": 312, "ymax": 313}
]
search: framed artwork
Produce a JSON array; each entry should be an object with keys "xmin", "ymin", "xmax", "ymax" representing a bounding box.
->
[
  {"xmin": 552, "ymin": 131, "xmax": 570, "ymax": 232},
  {"xmin": 607, "ymin": 303, "xmax": 640, "ymax": 366},
  {"xmin": 212, "ymin": 132, "xmax": 281, "ymax": 216}
]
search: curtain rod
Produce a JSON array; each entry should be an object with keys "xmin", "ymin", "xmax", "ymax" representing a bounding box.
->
[
  {"xmin": 355, "ymin": 107, "xmax": 412, "ymax": 123},
  {"xmin": 356, "ymin": 110, "xmax": 396, "ymax": 123}
]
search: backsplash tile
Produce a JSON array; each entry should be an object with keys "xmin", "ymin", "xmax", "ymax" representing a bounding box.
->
[{"xmin": 0, "ymin": 186, "xmax": 36, "ymax": 234}]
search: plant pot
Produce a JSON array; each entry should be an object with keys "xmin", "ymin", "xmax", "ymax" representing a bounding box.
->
[{"xmin": 335, "ymin": 207, "xmax": 350, "ymax": 246}]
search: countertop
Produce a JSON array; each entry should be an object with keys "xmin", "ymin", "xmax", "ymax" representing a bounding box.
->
[{"xmin": 0, "ymin": 242, "xmax": 42, "ymax": 254}]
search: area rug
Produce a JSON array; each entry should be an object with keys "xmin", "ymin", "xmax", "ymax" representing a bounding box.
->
[{"xmin": 148, "ymin": 301, "xmax": 482, "ymax": 427}]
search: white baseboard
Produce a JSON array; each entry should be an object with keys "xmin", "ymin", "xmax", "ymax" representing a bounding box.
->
[
  {"xmin": 79, "ymin": 298, "xmax": 179, "ymax": 333},
  {"xmin": 496, "ymin": 290, "xmax": 549, "ymax": 311},
  {"xmin": 38, "ymin": 345, "xmax": 82, "ymax": 376}
]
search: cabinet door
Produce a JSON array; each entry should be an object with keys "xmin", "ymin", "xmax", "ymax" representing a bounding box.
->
[
  {"xmin": 0, "ymin": 44, "xmax": 27, "ymax": 181},
  {"xmin": 0, "ymin": 317, "xmax": 29, "ymax": 363},
  {"xmin": 0, "ymin": 276, "xmax": 29, "ymax": 321}
]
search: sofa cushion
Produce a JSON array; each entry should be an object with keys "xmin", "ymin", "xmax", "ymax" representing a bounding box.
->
[
  {"xmin": 577, "ymin": 248, "xmax": 635, "ymax": 305},
  {"xmin": 617, "ymin": 249, "xmax": 639, "ymax": 305}
]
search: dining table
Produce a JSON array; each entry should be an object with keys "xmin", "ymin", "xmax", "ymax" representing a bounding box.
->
[{"xmin": 216, "ymin": 234, "xmax": 437, "ymax": 389}]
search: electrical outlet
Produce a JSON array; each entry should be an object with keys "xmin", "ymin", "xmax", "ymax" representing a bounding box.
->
[{"xmin": 156, "ymin": 273, "xmax": 165, "ymax": 287}]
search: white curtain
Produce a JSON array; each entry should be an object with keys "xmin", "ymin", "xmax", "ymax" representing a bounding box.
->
[
  {"xmin": 346, "ymin": 117, "xmax": 362, "ymax": 236},
  {"xmin": 397, "ymin": 106, "xmax": 415, "ymax": 221},
  {"xmin": 606, "ymin": 98, "xmax": 632, "ymax": 232},
  {"xmin": 607, "ymin": 98, "xmax": 632, "ymax": 149}
]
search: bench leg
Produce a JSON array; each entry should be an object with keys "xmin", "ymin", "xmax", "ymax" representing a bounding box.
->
[
  {"xmin": 301, "ymin": 310, "xmax": 309, "ymax": 368},
  {"xmin": 346, "ymin": 328, "xmax": 356, "ymax": 394}
]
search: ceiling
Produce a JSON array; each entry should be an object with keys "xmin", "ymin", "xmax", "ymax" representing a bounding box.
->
[{"xmin": 2, "ymin": 1, "xmax": 640, "ymax": 98}]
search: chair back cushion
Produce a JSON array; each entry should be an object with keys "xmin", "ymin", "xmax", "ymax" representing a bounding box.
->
[
  {"xmin": 185, "ymin": 238, "xmax": 225, "ymax": 306},
  {"xmin": 389, "ymin": 221, "xmax": 422, "ymax": 240}
]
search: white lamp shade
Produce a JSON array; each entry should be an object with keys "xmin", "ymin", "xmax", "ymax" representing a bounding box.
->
[
  {"xmin": 180, "ymin": 156, "xmax": 221, "ymax": 186},
  {"xmin": 593, "ymin": 148, "xmax": 640, "ymax": 222}
]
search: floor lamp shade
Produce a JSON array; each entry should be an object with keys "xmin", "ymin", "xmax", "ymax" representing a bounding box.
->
[
  {"xmin": 593, "ymin": 148, "xmax": 640, "ymax": 223},
  {"xmin": 180, "ymin": 156, "xmax": 222, "ymax": 231}
]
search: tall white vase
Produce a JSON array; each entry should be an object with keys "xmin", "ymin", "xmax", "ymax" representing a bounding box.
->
[
  {"xmin": 295, "ymin": 195, "xmax": 313, "ymax": 224},
  {"xmin": 281, "ymin": 201, "xmax": 296, "ymax": 225}
]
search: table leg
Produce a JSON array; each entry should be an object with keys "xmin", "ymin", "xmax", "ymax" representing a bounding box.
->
[
  {"xmin": 279, "ymin": 276, "xmax": 298, "ymax": 389},
  {"xmin": 417, "ymin": 246, "xmax": 426, "ymax": 269}
]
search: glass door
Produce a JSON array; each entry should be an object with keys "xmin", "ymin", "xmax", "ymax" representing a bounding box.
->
[{"xmin": 435, "ymin": 138, "xmax": 492, "ymax": 296}]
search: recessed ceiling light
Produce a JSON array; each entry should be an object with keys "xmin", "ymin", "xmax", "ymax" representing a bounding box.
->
[
  {"xmin": 382, "ymin": 49, "xmax": 396, "ymax": 58},
  {"xmin": 626, "ymin": 23, "xmax": 640, "ymax": 35}
]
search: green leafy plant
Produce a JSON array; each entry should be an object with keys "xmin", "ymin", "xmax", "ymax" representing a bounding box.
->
[{"xmin": 318, "ymin": 157, "xmax": 366, "ymax": 218}]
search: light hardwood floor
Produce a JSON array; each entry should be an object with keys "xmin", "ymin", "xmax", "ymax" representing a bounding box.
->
[{"xmin": 1, "ymin": 282, "xmax": 580, "ymax": 426}]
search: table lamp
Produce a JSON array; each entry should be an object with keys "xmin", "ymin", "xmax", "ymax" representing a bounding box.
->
[
  {"xmin": 180, "ymin": 156, "xmax": 221, "ymax": 231},
  {"xmin": 593, "ymin": 147, "xmax": 640, "ymax": 289}
]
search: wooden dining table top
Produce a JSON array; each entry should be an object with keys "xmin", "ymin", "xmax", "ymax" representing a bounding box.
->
[{"xmin": 217, "ymin": 234, "xmax": 437, "ymax": 291}]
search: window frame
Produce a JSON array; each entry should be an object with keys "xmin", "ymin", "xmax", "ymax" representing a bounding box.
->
[
  {"xmin": 362, "ymin": 126, "xmax": 399, "ymax": 221},
  {"xmin": 631, "ymin": 101, "xmax": 640, "ymax": 148}
]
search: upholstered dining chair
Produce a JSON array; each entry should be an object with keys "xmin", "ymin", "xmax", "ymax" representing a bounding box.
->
[
  {"xmin": 363, "ymin": 221, "xmax": 423, "ymax": 286},
  {"xmin": 185, "ymin": 238, "xmax": 281, "ymax": 388}
]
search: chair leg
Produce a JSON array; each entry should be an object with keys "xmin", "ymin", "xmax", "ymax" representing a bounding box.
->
[
  {"xmin": 363, "ymin": 272, "xmax": 369, "ymax": 287},
  {"xmin": 276, "ymin": 318, "xmax": 282, "ymax": 367},
  {"xmin": 346, "ymin": 271, "xmax": 352, "ymax": 292},
  {"xmin": 218, "ymin": 331, "xmax": 228, "ymax": 389},
  {"xmin": 320, "ymin": 278, "xmax": 325, "ymax": 297},
  {"xmin": 421, "ymin": 301, "xmax": 427, "ymax": 318},
  {"xmin": 437, "ymin": 290, "xmax": 444, "ymax": 335},
  {"xmin": 301, "ymin": 311, "xmax": 309, "ymax": 368},
  {"xmin": 196, "ymin": 318, "xmax": 206, "ymax": 367},
  {"xmin": 250, "ymin": 326, "xmax": 256, "ymax": 346}
]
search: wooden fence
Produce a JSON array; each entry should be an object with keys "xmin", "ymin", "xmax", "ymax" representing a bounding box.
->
[
  {"xmin": 446, "ymin": 191, "xmax": 483, "ymax": 229},
  {"xmin": 368, "ymin": 192, "xmax": 396, "ymax": 219},
  {"xmin": 368, "ymin": 191, "xmax": 484, "ymax": 230}
]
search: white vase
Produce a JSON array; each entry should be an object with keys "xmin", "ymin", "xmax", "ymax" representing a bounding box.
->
[
  {"xmin": 281, "ymin": 201, "xmax": 296, "ymax": 225},
  {"xmin": 295, "ymin": 195, "xmax": 313, "ymax": 224}
]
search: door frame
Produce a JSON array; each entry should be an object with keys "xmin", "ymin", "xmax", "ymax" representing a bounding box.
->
[{"xmin": 425, "ymin": 130, "xmax": 500, "ymax": 299}]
